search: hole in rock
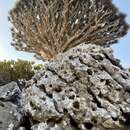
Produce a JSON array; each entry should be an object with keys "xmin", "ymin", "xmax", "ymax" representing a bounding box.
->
[
  {"xmin": 33, "ymin": 78, "xmax": 37, "ymax": 83},
  {"xmin": 126, "ymin": 90, "xmax": 130, "ymax": 94},
  {"xmin": 47, "ymin": 93, "xmax": 53, "ymax": 98},
  {"xmin": 69, "ymin": 55, "xmax": 74, "ymax": 60},
  {"xmin": 94, "ymin": 99, "xmax": 102, "ymax": 108},
  {"xmin": 87, "ymin": 69, "xmax": 93, "ymax": 75},
  {"xmin": 0, "ymin": 102, "xmax": 5, "ymax": 107},
  {"xmin": 87, "ymin": 88, "xmax": 102, "ymax": 108},
  {"xmin": 76, "ymin": 95, "xmax": 79, "ymax": 98},
  {"xmin": 39, "ymin": 84, "xmax": 46, "ymax": 92},
  {"xmin": 92, "ymin": 107, "xmax": 96, "ymax": 111},
  {"xmin": 112, "ymin": 117, "xmax": 118, "ymax": 121},
  {"xmin": 69, "ymin": 95, "xmax": 75, "ymax": 99},
  {"xmin": 45, "ymin": 75, "xmax": 48, "ymax": 78},
  {"xmin": 98, "ymin": 92, "xmax": 103, "ymax": 98},
  {"xmin": 92, "ymin": 118, "xmax": 97, "ymax": 124},
  {"xmin": 100, "ymin": 79, "xmax": 105, "ymax": 82},
  {"xmin": 92, "ymin": 46, "xmax": 95, "ymax": 49},
  {"xmin": 69, "ymin": 89, "xmax": 74, "ymax": 92},
  {"xmin": 54, "ymin": 87, "xmax": 62, "ymax": 93},
  {"xmin": 83, "ymin": 55, "xmax": 86, "ymax": 58},
  {"xmin": 69, "ymin": 115, "xmax": 80, "ymax": 130},
  {"xmin": 19, "ymin": 116, "xmax": 31, "ymax": 130},
  {"xmin": 49, "ymin": 84, "xmax": 52, "ymax": 87},
  {"xmin": 30, "ymin": 101, "xmax": 37, "ymax": 110},
  {"xmin": 84, "ymin": 122, "xmax": 93, "ymax": 129},
  {"xmin": 123, "ymin": 112, "xmax": 130, "ymax": 126},
  {"xmin": 73, "ymin": 101, "xmax": 80, "ymax": 109},
  {"xmin": 121, "ymin": 74, "xmax": 127, "ymax": 80},
  {"xmin": 77, "ymin": 49, "xmax": 80, "ymax": 52},
  {"xmin": 63, "ymin": 108, "xmax": 68, "ymax": 113},
  {"xmin": 64, "ymin": 71, "xmax": 67, "ymax": 74},
  {"xmin": 47, "ymin": 119, "xmax": 55, "ymax": 127},
  {"xmin": 91, "ymin": 54, "xmax": 103, "ymax": 61},
  {"xmin": 41, "ymin": 96, "xmax": 46, "ymax": 101},
  {"xmin": 106, "ymin": 79, "xmax": 110, "ymax": 85}
]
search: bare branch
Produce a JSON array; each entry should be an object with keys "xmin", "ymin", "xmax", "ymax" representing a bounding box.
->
[{"xmin": 9, "ymin": 0, "xmax": 129, "ymax": 60}]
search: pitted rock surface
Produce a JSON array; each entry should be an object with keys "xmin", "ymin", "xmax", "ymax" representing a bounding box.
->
[
  {"xmin": 0, "ymin": 101, "xmax": 21, "ymax": 130},
  {"xmin": 23, "ymin": 44, "xmax": 130, "ymax": 130},
  {"xmin": 0, "ymin": 82, "xmax": 23, "ymax": 130},
  {"xmin": 0, "ymin": 81, "xmax": 22, "ymax": 105}
]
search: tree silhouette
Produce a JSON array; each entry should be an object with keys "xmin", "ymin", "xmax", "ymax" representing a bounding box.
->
[{"xmin": 9, "ymin": 0, "xmax": 129, "ymax": 60}]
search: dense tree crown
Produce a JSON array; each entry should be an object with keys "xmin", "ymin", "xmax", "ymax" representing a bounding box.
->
[
  {"xmin": 0, "ymin": 60, "xmax": 43, "ymax": 84},
  {"xmin": 9, "ymin": 0, "xmax": 129, "ymax": 60}
]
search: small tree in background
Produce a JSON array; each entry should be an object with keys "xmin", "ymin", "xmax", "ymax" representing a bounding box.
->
[
  {"xmin": 0, "ymin": 60, "xmax": 43, "ymax": 85},
  {"xmin": 9, "ymin": 0, "xmax": 129, "ymax": 60}
]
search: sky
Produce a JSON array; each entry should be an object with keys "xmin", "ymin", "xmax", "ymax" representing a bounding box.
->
[
  {"xmin": 0, "ymin": 0, "xmax": 130, "ymax": 67},
  {"xmin": 0, "ymin": 0, "xmax": 37, "ymax": 62}
]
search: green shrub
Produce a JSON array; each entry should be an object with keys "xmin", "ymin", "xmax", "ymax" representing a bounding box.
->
[{"xmin": 0, "ymin": 60, "xmax": 43, "ymax": 85}]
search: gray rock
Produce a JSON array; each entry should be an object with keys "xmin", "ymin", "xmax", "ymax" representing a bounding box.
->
[
  {"xmin": 22, "ymin": 44, "xmax": 130, "ymax": 130},
  {"xmin": 0, "ymin": 82, "xmax": 23, "ymax": 130},
  {"xmin": 0, "ymin": 82, "xmax": 22, "ymax": 105},
  {"xmin": 0, "ymin": 101, "xmax": 21, "ymax": 130}
]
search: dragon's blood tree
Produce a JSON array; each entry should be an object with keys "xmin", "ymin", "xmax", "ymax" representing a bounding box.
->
[{"xmin": 9, "ymin": 0, "xmax": 129, "ymax": 60}]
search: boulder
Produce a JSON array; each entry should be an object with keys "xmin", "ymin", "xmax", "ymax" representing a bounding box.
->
[
  {"xmin": 22, "ymin": 44, "xmax": 130, "ymax": 130},
  {"xmin": 0, "ymin": 82, "xmax": 22, "ymax": 130},
  {"xmin": 0, "ymin": 101, "xmax": 21, "ymax": 130},
  {"xmin": 0, "ymin": 82, "xmax": 21, "ymax": 105}
]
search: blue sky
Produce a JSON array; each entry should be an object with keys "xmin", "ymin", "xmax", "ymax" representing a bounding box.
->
[
  {"xmin": 0, "ymin": 0, "xmax": 37, "ymax": 61},
  {"xmin": 0, "ymin": 0, "xmax": 130, "ymax": 67}
]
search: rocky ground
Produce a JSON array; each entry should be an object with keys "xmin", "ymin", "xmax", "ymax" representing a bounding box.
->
[{"xmin": 0, "ymin": 44, "xmax": 130, "ymax": 130}]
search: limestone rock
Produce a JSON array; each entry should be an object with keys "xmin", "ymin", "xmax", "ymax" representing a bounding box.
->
[
  {"xmin": 0, "ymin": 82, "xmax": 22, "ymax": 105},
  {"xmin": 0, "ymin": 82, "xmax": 22, "ymax": 130},
  {"xmin": 22, "ymin": 44, "xmax": 130, "ymax": 130},
  {"xmin": 0, "ymin": 101, "xmax": 21, "ymax": 130}
]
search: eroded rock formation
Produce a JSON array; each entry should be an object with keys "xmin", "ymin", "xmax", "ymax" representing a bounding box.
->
[
  {"xmin": 0, "ymin": 44, "xmax": 130, "ymax": 130},
  {"xmin": 21, "ymin": 44, "xmax": 130, "ymax": 130}
]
